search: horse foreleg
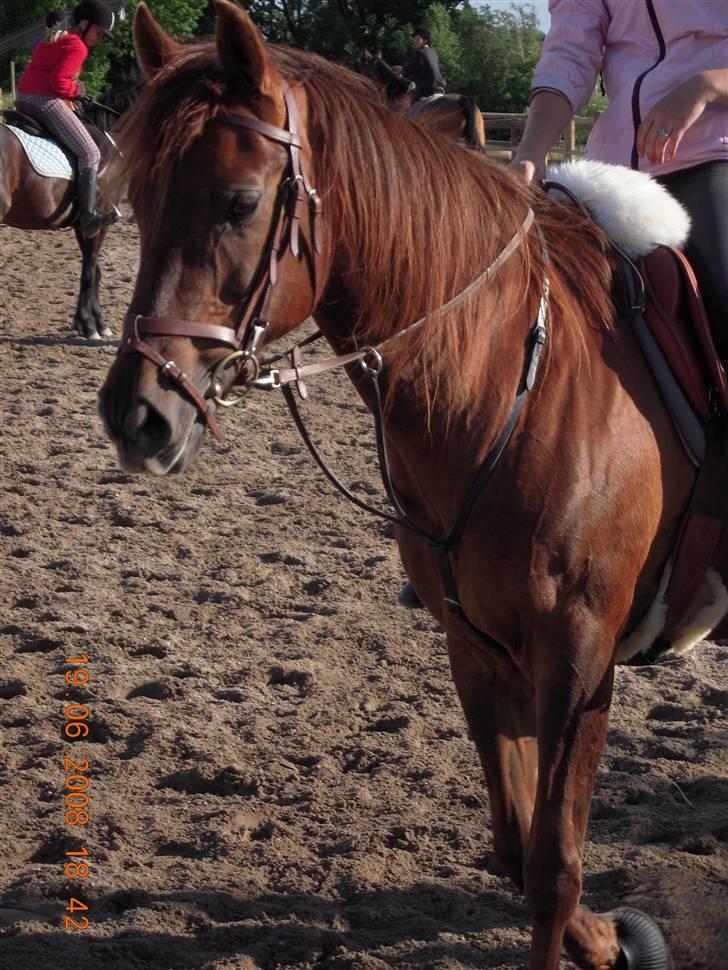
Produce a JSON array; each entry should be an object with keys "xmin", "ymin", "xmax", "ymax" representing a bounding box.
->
[
  {"xmin": 447, "ymin": 633, "xmax": 537, "ymax": 890},
  {"xmin": 525, "ymin": 623, "xmax": 619, "ymax": 970},
  {"xmin": 73, "ymin": 226, "xmax": 110, "ymax": 339}
]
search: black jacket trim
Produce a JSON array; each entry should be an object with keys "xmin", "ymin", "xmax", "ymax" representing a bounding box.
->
[{"xmin": 630, "ymin": 0, "xmax": 667, "ymax": 169}]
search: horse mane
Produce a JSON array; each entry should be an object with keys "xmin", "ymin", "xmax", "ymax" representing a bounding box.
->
[{"xmin": 108, "ymin": 40, "xmax": 614, "ymax": 422}]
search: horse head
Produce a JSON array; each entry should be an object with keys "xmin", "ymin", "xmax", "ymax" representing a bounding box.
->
[
  {"xmin": 363, "ymin": 51, "xmax": 412, "ymax": 106},
  {"xmin": 100, "ymin": 1, "xmax": 547, "ymax": 478},
  {"xmin": 99, "ymin": 1, "xmax": 324, "ymax": 474}
]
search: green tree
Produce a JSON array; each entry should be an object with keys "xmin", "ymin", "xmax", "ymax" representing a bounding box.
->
[
  {"xmin": 427, "ymin": 4, "xmax": 465, "ymax": 91},
  {"xmin": 0, "ymin": 0, "xmax": 48, "ymax": 38},
  {"xmin": 83, "ymin": 0, "xmax": 209, "ymax": 95},
  {"xmin": 245, "ymin": 1, "xmax": 460, "ymax": 64},
  {"xmin": 0, "ymin": 0, "xmax": 49, "ymax": 87},
  {"xmin": 1, "ymin": 0, "xmax": 209, "ymax": 95},
  {"xmin": 3, "ymin": 0, "xmax": 559, "ymax": 117},
  {"xmin": 452, "ymin": 3, "xmax": 543, "ymax": 110}
]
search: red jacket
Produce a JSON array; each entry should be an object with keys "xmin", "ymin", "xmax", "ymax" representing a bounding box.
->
[{"xmin": 17, "ymin": 34, "xmax": 88, "ymax": 99}]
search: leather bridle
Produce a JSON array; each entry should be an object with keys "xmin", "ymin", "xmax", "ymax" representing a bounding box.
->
[
  {"xmin": 118, "ymin": 82, "xmax": 536, "ymax": 445},
  {"xmin": 116, "ymin": 83, "xmax": 550, "ymax": 661},
  {"xmin": 118, "ymin": 85, "xmax": 322, "ymax": 442}
]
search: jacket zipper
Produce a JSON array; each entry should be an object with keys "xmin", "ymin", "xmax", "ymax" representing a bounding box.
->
[{"xmin": 630, "ymin": 0, "xmax": 667, "ymax": 169}]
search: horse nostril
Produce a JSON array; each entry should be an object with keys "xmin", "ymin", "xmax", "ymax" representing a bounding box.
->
[
  {"xmin": 123, "ymin": 399, "xmax": 170, "ymax": 452},
  {"xmin": 123, "ymin": 401, "xmax": 150, "ymax": 438}
]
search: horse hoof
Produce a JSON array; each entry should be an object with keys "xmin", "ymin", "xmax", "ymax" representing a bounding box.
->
[
  {"xmin": 74, "ymin": 322, "xmax": 95, "ymax": 340},
  {"xmin": 98, "ymin": 325, "xmax": 113, "ymax": 339},
  {"xmin": 613, "ymin": 908, "xmax": 673, "ymax": 969}
]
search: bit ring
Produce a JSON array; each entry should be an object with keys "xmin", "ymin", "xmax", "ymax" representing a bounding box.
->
[{"xmin": 209, "ymin": 350, "xmax": 260, "ymax": 407}]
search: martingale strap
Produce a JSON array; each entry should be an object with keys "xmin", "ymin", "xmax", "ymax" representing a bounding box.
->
[
  {"xmin": 255, "ymin": 208, "xmax": 535, "ymax": 391},
  {"xmin": 280, "ymin": 255, "xmax": 551, "ymax": 663}
]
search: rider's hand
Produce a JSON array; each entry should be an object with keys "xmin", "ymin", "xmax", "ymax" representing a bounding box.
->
[
  {"xmin": 509, "ymin": 157, "xmax": 544, "ymax": 186},
  {"xmin": 637, "ymin": 73, "xmax": 715, "ymax": 165}
]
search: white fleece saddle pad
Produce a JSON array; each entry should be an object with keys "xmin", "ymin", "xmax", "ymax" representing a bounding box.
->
[{"xmin": 5, "ymin": 125, "xmax": 75, "ymax": 181}]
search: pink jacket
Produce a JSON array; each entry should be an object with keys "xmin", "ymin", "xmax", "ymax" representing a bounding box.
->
[{"xmin": 531, "ymin": 0, "xmax": 728, "ymax": 174}]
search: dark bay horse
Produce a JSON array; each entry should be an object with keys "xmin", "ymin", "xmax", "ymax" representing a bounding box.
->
[
  {"xmin": 98, "ymin": 3, "xmax": 720, "ymax": 966},
  {"xmin": 0, "ymin": 108, "xmax": 113, "ymax": 339},
  {"xmin": 364, "ymin": 50, "xmax": 486, "ymax": 151}
]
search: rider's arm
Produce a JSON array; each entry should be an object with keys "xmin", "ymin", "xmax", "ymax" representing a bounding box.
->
[
  {"xmin": 48, "ymin": 35, "xmax": 88, "ymax": 99},
  {"xmin": 511, "ymin": 0, "xmax": 608, "ymax": 181},
  {"xmin": 401, "ymin": 50, "xmax": 420, "ymax": 81},
  {"xmin": 511, "ymin": 90, "xmax": 574, "ymax": 181}
]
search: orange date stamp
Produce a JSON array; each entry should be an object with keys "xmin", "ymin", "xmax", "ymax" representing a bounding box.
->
[{"xmin": 63, "ymin": 653, "xmax": 91, "ymax": 930}]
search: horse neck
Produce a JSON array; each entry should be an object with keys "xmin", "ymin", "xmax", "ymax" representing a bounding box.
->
[{"xmin": 313, "ymin": 265, "xmax": 532, "ymax": 470}]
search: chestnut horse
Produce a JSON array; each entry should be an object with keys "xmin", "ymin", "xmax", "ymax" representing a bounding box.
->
[
  {"xmin": 99, "ymin": 3, "xmax": 718, "ymax": 967},
  {"xmin": 364, "ymin": 50, "xmax": 486, "ymax": 150},
  {"xmin": 0, "ymin": 108, "xmax": 113, "ymax": 339}
]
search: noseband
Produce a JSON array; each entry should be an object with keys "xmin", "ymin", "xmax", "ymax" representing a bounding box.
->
[{"xmin": 119, "ymin": 85, "xmax": 322, "ymax": 442}]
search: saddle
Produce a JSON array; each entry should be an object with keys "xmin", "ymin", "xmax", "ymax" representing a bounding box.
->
[
  {"xmin": 3, "ymin": 108, "xmax": 111, "ymax": 167},
  {"xmin": 406, "ymin": 93, "xmax": 445, "ymax": 118},
  {"xmin": 618, "ymin": 246, "xmax": 728, "ymax": 658},
  {"xmin": 640, "ymin": 246, "xmax": 728, "ymax": 421}
]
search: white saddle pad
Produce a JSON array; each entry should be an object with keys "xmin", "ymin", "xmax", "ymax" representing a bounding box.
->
[
  {"xmin": 5, "ymin": 125, "xmax": 75, "ymax": 181},
  {"xmin": 546, "ymin": 159, "xmax": 690, "ymax": 258}
]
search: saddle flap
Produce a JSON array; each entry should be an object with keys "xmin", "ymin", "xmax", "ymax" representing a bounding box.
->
[
  {"xmin": 6, "ymin": 104, "xmax": 112, "ymax": 158},
  {"xmin": 639, "ymin": 246, "xmax": 727, "ymax": 421},
  {"xmin": 4, "ymin": 123, "xmax": 75, "ymax": 180},
  {"xmin": 672, "ymin": 248, "xmax": 728, "ymax": 410},
  {"xmin": 3, "ymin": 109, "xmax": 45, "ymax": 137}
]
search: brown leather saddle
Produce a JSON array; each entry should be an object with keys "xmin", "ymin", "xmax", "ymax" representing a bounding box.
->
[
  {"xmin": 619, "ymin": 245, "xmax": 728, "ymax": 658},
  {"xmin": 640, "ymin": 246, "xmax": 728, "ymax": 421}
]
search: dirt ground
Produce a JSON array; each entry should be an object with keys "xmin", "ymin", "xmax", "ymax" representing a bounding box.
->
[{"xmin": 0, "ymin": 218, "xmax": 726, "ymax": 970}]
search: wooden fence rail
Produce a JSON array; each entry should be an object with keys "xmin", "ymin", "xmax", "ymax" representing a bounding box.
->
[{"xmin": 482, "ymin": 111, "xmax": 595, "ymax": 162}]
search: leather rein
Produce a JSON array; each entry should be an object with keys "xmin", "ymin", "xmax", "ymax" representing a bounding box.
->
[{"xmin": 118, "ymin": 84, "xmax": 551, "ymax": 661}]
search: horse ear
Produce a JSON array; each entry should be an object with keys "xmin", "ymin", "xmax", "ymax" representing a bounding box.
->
[
  {"xmin": 214, "ymin": 1, "xmax": 272, "ymax": 94},
  {"xmin": 134, "ymin": 2, "xmax": 181, "ymax": 80}
]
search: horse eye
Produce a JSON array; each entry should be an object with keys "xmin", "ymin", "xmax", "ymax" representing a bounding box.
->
[{"xmin": 226, "ymin": 191, "xmax": 260, "ymax": 224}]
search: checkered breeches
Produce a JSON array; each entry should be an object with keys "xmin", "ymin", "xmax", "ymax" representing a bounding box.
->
[{"xmin": 14, "ymin": 95, "xmax": 100, "ymax": 170}]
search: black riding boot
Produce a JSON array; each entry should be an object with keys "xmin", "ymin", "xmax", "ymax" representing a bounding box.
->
[{"xmin": 77, "ymin": 167, "xmax": 119, "ymax": 238}]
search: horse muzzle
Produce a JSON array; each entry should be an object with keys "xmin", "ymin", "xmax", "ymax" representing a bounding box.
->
[{"xmin": 98, "ymin": 371, "xmax": 206, "ymax": 476}]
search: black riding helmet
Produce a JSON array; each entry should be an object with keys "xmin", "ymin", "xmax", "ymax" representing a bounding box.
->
[
  {"xmin": 46, "ymin": 10, "xmax": 65, "ymax": 28},
  {"xmin": 72, "ymin": 0, "xmax": 115, "ymax": 37},
  {"xmin": 412, "ymin": 26, "xmax": 432, "ymax": 45}
]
